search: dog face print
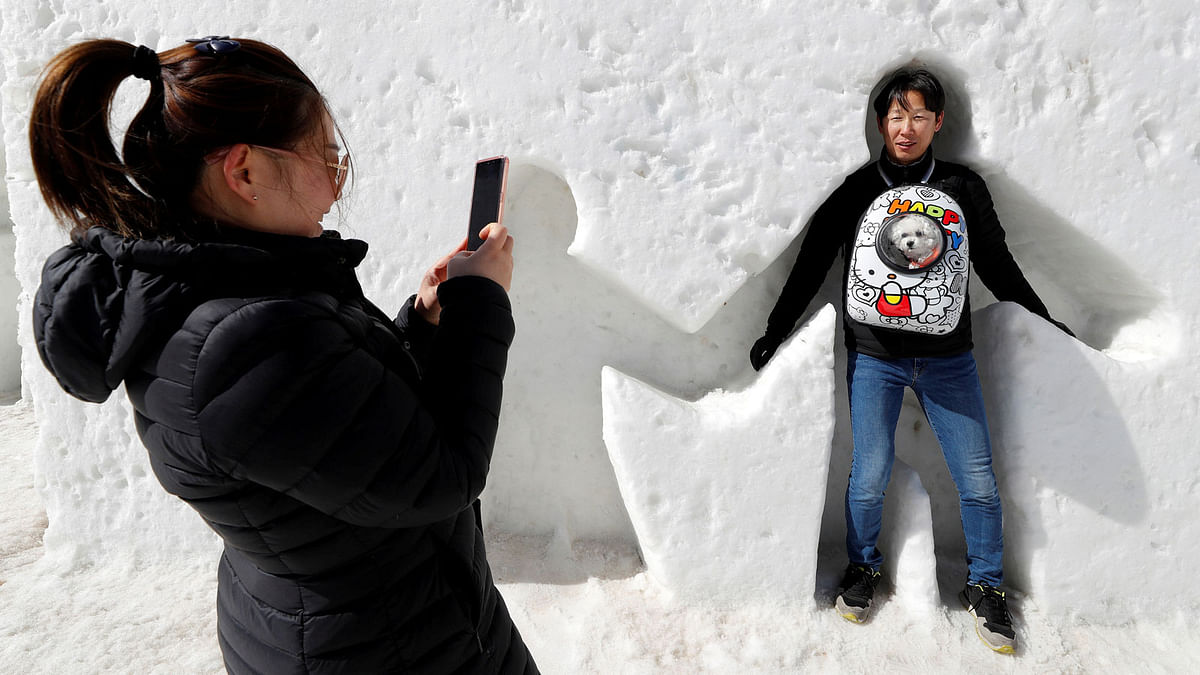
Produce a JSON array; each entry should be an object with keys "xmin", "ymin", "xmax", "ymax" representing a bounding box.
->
[{"xmin": 882, "ymin": 213, "xmax": 944, "ymax": 269}]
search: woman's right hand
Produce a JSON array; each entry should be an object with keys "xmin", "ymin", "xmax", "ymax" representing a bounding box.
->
[{"xmin": 447, "ymin": 223, "xmax": 514, "ymax": 291}]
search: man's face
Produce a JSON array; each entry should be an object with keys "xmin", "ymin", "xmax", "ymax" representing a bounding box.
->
[{"xmin": 878, "ymin": 90, "xmax": 944, "ymax": 165}]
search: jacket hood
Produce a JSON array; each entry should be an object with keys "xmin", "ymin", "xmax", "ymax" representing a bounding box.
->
[{"xmin": 34, "ymin": 226, "xmax": 368, "ymax": 403}]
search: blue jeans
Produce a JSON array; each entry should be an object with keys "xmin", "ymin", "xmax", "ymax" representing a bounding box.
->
[{"xmin": 845, "ymin": 350, "xmax": 1003, "ymax": 586}]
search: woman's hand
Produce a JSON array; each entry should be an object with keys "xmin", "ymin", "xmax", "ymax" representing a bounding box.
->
[
  {"xmin": 446, "ymin": 223, "xmax": 514, "ymax": 291},
  {"xmin": 414, "ymin": 242, "xmax": 467, "ymax": 325}
]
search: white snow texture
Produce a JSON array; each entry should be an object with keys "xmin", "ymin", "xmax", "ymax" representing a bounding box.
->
[
  {"xmin": 602, "ymin": 305, "xmax": 836, "ymax": 609},
  {"xmin": 1, "ymin": 0, "xmax": 1199, "ymax": 665}
]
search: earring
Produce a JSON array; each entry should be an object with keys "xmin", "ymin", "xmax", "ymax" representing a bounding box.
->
[{"xmin": 252, "ymin": 194, "xmax": 259, "ymax": 201}]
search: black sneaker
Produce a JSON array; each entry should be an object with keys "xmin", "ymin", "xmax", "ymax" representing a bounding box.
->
[
  {"xmin": 834, "ymin": 564, "xmax": 880, "ymax": 623},
  {"xmin": 960, "ymin": 583, "xmax": 1017, "ymax": 654}
]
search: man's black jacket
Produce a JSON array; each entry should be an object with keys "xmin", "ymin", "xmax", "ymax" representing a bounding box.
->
[{"xmin": 765, "ymin": 149, "xmax": 1056, "ymax": 358}]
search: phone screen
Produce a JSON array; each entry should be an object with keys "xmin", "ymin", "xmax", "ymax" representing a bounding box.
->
[{"xmin": 467, "ymin": 156, "xmax": 509, "ymax": 251}]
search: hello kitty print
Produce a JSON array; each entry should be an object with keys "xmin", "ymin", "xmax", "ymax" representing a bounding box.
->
[{"xmin": 845, "ymin": 184, "xmax": 969, "ymax": 335}]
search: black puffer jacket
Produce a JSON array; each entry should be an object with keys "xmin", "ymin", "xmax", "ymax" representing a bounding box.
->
[{"xmin": 34, "ymin": 226, "xmax": 537, "ymax": 674}]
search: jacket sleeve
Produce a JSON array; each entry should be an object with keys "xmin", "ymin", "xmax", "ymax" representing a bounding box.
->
[
  {"xmin": 962, "ymin": 172, "xmax": 1055, "ymax": 322},
  {"xmin": 764, "ymin": 180, "xmax": 853, "ymax": 339},
  {"xmin": 392, "ymin": 293, "xmax": 437, "ymax": 366},
  {"xmin": 192, "ymin": 276, "xmax": 514, "ymax": 529}
]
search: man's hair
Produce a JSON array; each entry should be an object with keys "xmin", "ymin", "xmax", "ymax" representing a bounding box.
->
[{"xmin": 872, "ymin": 68, "xmax": 946, "ymax": 121}]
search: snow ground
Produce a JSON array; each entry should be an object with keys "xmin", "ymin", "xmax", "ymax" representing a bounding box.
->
[{"xmin": 1, "ymin": 397, "xmax": 1196, "ymax": 674}]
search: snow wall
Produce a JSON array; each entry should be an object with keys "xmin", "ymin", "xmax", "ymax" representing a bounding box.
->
[
  {"xmin": 0, "ymin": 61, "xmax": 18, "ymax": 394},
  {"xmin": 2, "ymin": 1, "xmax": 1198, "ymax": 624}
]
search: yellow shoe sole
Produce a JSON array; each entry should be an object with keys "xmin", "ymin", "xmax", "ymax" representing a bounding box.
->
[
  {"xmin": 974, "ymin": 628, "xmax": 1016, "ymax": 655},
  {"xmin": 835, "ymin": 596, "xmax": 869, "ymax": 623},
  {"xmin": 962, "ymin": 591, "xmax": 1016, "ymax": 654}
]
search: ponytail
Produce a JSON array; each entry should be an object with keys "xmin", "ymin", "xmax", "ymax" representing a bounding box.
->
[
  {"xmin": 30, "ymin": 40, "xmax": 160, "ymax": 238},
  {"xmin": 30, "ymin": 37, "xmax": 334, "ymax": 240}
]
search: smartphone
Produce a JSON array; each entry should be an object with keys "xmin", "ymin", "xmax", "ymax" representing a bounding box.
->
[{"xmin": 467, "ymin": 156, "xmax": 509, "ymax": 251}]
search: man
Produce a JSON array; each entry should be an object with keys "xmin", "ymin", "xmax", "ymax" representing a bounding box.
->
[{"xmin": 750, "ymin": 68, "xmax": 1070, "ymax": 654}]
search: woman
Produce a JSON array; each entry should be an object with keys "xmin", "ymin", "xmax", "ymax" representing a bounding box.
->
[{"xmin": 30, "ymin": 36, "xmax": 537, "ymax": 673}]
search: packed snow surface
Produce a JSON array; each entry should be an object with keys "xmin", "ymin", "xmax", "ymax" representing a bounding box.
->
[
  {"xmin": 2, "ymin": 0, "xmax": 1200, "ymax": 671},
  {"xmin": 602, "ymin": 306, "xmax": 836, "ymax": 609}
]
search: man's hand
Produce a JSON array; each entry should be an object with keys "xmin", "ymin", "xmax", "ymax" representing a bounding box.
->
[{"xmin": 749, "ymin": 334, "xmax": 782, "ymax": 371}]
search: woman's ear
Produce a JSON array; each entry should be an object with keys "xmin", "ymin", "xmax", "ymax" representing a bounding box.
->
[{"xmin": 221, "ymin": 144, "xmax": 259, "ymax": 205}]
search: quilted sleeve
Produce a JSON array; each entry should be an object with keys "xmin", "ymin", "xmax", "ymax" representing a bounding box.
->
[
  {"xmin": 764, "ymin": 174, "xmax": 864, "ymax": 340},
  {"xmin": 962, "ymin": 172, "xmax": 1055, "ymax": 322},
  {"xmin": 192, "ymin": 276, "xmax": 514, "ymax": 528}
]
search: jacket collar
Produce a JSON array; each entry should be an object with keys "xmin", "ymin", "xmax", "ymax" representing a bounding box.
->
[
  {"xmin": 876, "ymin": 147, "xmax": 935, "ymax": 187},
  {"xmin": 75, "ymin": 225, "xmax": 368, "ymax": 290}
]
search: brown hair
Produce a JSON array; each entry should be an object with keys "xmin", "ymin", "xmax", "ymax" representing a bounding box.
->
[{"xmin": 30, "ymin": 38, "xmax": 340, "ymax": 239}]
